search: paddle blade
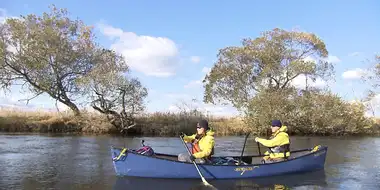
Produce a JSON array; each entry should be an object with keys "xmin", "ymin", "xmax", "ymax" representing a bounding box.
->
[{"xmin": 201, "ymin": 177, "xmax": 216, "ymax": 189}]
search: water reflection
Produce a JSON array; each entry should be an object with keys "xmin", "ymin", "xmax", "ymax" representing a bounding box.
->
[{"xmin": 113, "ymin": 169, "xmax": 327, "ymax": 190}]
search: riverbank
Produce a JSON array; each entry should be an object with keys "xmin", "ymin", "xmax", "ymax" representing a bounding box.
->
[
  {"xmin": 0, "ymin": 108, "xmax": 379, "ymax": 136},
  {"xmin": 0, "ymin": 108, "xmax": 249, "ymax": 136}
]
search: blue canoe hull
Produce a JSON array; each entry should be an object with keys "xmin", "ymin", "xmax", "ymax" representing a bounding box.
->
[
  {"xmin": 113, "ymin": 169, "xmax": 327, "ymax": 190},
  {"xmin": 111, "ymin": 146, "xmax": 328, "ymax": 179}
]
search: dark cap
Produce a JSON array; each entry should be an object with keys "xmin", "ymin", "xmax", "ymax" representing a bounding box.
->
[
  {"xmin": 271, "ymin": 120, "xmax": 282, "ymax": 127},
  {"xmin": 197, "ymin": 119, "xmax": 209, "ymax": 130}
]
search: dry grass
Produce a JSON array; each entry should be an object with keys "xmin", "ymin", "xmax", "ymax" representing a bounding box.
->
[
  {"xmin": 132, "ymin": 112, "xmax": 253, "ymax": 136},
  {"xmin": 0, "ymin": 108, "xmax": 253, "ymax": 136},
  {"xmin": 0, "ymin": 108, "xmax": 379, "ymax": 136},
  {"xmin": 0, "ymin": 108, "xmax": 113, "ymax": 134}
]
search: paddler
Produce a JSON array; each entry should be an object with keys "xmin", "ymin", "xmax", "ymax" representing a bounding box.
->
[
  {"xmin": 178, "ymin": 119, "xmax": 215, "ymax": 164},
  {"xmin": 255, "ymin": 119, "xmax": 291, "ymax": 163}
]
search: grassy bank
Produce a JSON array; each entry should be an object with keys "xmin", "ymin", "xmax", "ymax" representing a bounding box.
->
[
  {"xmin": 0, "ymin": 108, "xmax": 250, "ymax": 136},
  {"xmin": 0, "ymin": 108, "xmax": 379, "ymax": 136}
]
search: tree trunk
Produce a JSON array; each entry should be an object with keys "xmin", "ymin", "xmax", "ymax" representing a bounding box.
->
[{"xmin": 61, "ymin": 100, "xmax": 81, "ymax": 116}]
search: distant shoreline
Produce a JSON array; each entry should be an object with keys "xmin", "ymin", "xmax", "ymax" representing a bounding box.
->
[
  {"xmin": 0, "ymin": 108, "xmax": 379, "ymax": 137},
  {"xmin": 1, "ymin": 132, "xmax": 379, "ymax": 137}
]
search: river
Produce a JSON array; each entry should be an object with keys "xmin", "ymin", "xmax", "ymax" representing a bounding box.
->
[{"xmin": 0, "ymin": 133, "xmax": 379, "ymax": 190}]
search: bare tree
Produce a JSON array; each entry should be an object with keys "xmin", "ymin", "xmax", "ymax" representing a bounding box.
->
[{"xmin": 88, "ymin": 73, "xmax": 148, "ymax": 132}]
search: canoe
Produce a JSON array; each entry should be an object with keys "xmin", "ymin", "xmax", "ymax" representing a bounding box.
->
[{"xmin": 110, "ymin": 145, "xmax": 328, "ymax": 179}]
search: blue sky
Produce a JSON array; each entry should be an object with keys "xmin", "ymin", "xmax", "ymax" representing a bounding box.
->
[{"xmin": 0, "ymin": 0, "xmax": 379, "ymax": 116}]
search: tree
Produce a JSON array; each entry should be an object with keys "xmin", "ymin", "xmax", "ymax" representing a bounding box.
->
[
  {"xmin": 0, "ymin": 5, "xmax": 127, "ymax": 115},
  {"xmin": 362, "ymin": 54, "xmax": 380, "ymax": 115},
  {"xmin": 203, "ymin": 28, "xmax": 334, "ymax": 110},
  {"xmin": 370, "ymin": 54, "xmax": 380, "ymax": 87},
  {"xmin": 87, "ymin": 71, "xmax": 148, "ymax": 132}
]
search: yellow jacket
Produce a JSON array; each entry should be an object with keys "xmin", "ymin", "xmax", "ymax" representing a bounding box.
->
[
  {"xmin": 256, "ymin": 126, "xmax": 290, "ymax": 159},
  {"xmin": 183, "ymin": 129, "xmax": 215, "ymax": 159}
]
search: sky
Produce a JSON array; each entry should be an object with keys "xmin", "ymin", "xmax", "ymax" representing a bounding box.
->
[{"xmin": 0, "ymin": 0, "xmax": 379, "ymax": 117}]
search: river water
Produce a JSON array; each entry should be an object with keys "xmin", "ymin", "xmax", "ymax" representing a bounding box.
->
[{"xmin": 0, "ymin": 133, "xmax": 379, "ymax": 190}]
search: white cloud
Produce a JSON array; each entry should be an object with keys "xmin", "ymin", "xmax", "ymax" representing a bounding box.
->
[
  {"xmin": 291, "ymin": 74, "xmax": 326, "ymax": 89},
  {"xmin": 100, "ymin": 23, "xmax": 124, "ymax": 38},
  {"xmin": 326, "ymin": 55, "xmax": 341, "ymax": 63},
  {"xmin": 342, "ymin": 68, "xmax": 366, "ymax": 79},
  {"xmin": 97, "ymin": 22, "xmax": 180, "ymax": 77},
  {"xmin": 190, "ymin": 56, "xmax": 201, "ymax": 63}
]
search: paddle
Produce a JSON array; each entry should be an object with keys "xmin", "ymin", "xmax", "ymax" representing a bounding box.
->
[
  {"xmin": 179, "ymin": 135, "xmax": 214, "ymax": 188},
  {"xmin": 257, "ymin": 142, "xmax": 262, "ymax": 156},
  {"xmin": 238, "ymin": 132, "xmax": 251, "ymax": 165}
]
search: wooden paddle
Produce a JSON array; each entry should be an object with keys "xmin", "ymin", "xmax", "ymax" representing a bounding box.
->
[
  {"xmin": 179, "ymin": 135, "xmax": 215, "ymax": 188},
  {"xmin": 238, "ymin": 132, "xmax": 251, "ymax": 165}
]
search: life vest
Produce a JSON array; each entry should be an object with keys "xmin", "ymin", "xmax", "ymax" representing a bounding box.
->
[
  {"xmin": 191, "ymin": 142, "xmax": 201, "ymax": 154},
  {"xmin": 267, "ymin": 131, "xmax": 291, "ymax": 159},
  {"xmin": 191, "ymin": 135, "xmax": 214, "ymax": 160}
]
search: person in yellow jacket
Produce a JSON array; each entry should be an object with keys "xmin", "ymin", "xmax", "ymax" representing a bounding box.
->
[
  {"xmin": 178, "ymin": 119, "xmax": 215, "ymax": 164},
  {"xmin": 255, "ymin": 120, "xmax": 291, "ymax": 163}
]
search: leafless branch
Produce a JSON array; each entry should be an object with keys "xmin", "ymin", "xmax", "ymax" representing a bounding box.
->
[{"xmin": 17, "ymin": 91, "xmax": 44, "ymax": 105}]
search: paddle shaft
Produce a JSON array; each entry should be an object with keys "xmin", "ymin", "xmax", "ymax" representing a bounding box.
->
[
  {"xmin": 238, "ymin": 132, "xmax": 251, "ymax": 164},
  {"xmin": 257, "ymin": 142, "xmax": 261, "ymax": 156},
  {"xmin": 179, "ymin": 135, "xmax": 212, "ymax": 186}
]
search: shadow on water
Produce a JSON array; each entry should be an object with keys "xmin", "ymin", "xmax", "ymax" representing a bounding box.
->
[{"xmin": 112, "ymin": 169, "xmax": 327, "ymax": 190}]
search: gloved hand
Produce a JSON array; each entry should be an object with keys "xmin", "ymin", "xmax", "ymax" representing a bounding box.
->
[
  {"xmin": 189, "ymin": 155, "xmax": 196, "ymax": 162},
  {"xmin": 254, "ymin": 137, "xmax": 260, "ymax": 142}
]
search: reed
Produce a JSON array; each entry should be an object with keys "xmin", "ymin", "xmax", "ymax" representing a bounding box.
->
[
  {"xmin": 0, "ymin": 107, "xmax": 379, "ymax": 136},
  {"xmin": 0, "ymin": 108, "xmax": 113, "ymax": 134}
]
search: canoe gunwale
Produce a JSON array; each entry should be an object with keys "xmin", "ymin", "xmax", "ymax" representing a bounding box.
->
[
  {"xmin": 111, "ymin": 145, "xmax": 327, "ymax": 167},
  {"xmin": 150, "ymin": 147, "xmax": 313, "ymax": 159}
]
